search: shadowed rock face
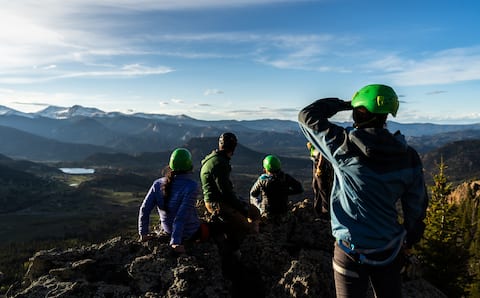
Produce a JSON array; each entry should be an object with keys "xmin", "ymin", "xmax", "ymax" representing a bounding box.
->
[{"xmin": 8, "ymin": 200, "xmax": 446, "ymax": 298}]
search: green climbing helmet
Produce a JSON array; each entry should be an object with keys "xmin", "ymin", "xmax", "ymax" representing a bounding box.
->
[
  {"xmin": 169, "ymin": 148, "xmax": 193, "ymax": 171},
  {"xmin": 351, "ymin": 84, "xmax": 399, "ymax": 117},
  {"xmin": 263, "ymin": 155, "xmax": 281, "ymax": 172}
]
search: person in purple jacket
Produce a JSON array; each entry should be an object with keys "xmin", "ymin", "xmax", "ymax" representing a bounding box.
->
[{"xmin": 138, "ymin": 148, "xmax": 205, "ymax": 254}]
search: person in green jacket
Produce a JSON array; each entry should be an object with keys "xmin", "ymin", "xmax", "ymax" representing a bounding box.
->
[{"xmin": 200, "ymin": 132, "xmax": 260, "ymax": 255}]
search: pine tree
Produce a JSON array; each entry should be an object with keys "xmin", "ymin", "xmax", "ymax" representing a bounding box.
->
[
  {"xmin": 457, "ymin": 182, "xmax": 480, "ymax": 296},
  {"xmin": 417, "ymin": 159, "xmax": 471, "ymax": 297}
]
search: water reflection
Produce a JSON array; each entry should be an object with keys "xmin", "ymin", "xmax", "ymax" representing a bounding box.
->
[{"xmin": 59, "ymin": 168, "xmax": 95, "ymax": 174}]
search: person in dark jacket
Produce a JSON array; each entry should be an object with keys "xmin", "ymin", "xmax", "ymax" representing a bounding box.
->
[
  {"xmin": 250, "ymin": 154, "xmax": 303, "ymax": 218},
  {"xmin": 138, "ymin": 148, "xmax": 206, "ymax": 254},
  {"xmin": 298, "ymin": 84, "xmax": 428, "ymax": 298},
  {"xmin": 200, "ymin": 132, "xmax": 260, "ymax": 255}
]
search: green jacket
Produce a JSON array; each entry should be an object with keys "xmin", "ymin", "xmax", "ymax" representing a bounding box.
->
[{"xmin": 200, "ymin": 150, "xmax": 238, "ymax": 204}]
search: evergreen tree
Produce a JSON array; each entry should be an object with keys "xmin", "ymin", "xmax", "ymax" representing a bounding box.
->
[
  {"xmin": 417, "ymin": 159, "xmax": 471, "ymax": 297},
  {"xmin": 457, "ymin": 182, "xmax": 480, "ymax": 296}
]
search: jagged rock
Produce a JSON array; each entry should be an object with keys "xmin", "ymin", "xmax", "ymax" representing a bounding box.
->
[
  {"xmin": 7, "ymin": 199, "xmax": 446, "ymax": 298},
  {"xmin": 276, "ymin": 250, "xmax": 334, "ymax": 298},
  {"xmin": 448, "ymin": 180, "xmax": 480, "ymax": 204},
  {"xmin": 402, "ymin": 279, "xmax": 448, "ymax": 298}
]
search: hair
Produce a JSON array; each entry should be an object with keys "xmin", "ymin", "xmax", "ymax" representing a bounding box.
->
[
  {"xmin": 160, "ymin": 166, "xmax": 189, "ymax": 211},
  {"xmin": 218, "ymin": 132, "xmax": 237, "ymax": 152},
  {"xmin": 265, "ymin": 167, "xmax": 283, "ymax": 177},
  {"xmin": 353, "ymin": 107, "xmax": 388, "ymax": 129}
]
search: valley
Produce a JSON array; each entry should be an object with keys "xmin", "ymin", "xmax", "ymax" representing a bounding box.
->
[{"xmin": 2, "ymin": 105, "xmax": 480, "ymax": 295}]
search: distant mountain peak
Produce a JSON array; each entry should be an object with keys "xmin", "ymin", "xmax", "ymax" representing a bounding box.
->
[
  {"xmin": 0, "ymin": 105, "xmax": 33, "ymax": 118},
  {"xmin": 36, "ymin": 105, "xmax": 107, "ymax": 119}
]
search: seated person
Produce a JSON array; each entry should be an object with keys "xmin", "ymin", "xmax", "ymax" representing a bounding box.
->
[{"xmin": 138, "ymin": 148, "xmax": 207, "ymax": 253}]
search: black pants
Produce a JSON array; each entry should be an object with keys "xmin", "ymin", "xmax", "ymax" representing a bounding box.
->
[{"xmin": 332, "ymin": 242, "xmax": 404, "ymax": 298}]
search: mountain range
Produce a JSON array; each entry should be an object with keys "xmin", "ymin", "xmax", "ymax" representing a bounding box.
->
[{"xmin": 2, "ymin": 104, "xmax": 480, "ymax": 162}]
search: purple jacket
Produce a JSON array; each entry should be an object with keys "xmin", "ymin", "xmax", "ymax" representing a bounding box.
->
[{"xmin": 138, "ymin": 173, "xmax": 200, "ymax": 245}]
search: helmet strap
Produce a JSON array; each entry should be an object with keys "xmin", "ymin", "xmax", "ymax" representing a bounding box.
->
[
  {"xmin": 353, "ymin": 108, "xmax": 387, "ymax": 129},
  {"xmin": 354, "ymin": 117, "xmax": 377, "ymax": 129}
]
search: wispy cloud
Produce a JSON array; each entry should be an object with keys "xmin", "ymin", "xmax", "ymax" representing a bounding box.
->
[
  {"xmin": 171, "ymin": 98, "xmax": 185, "ymax": 104},
  {"xmin": 10, "ymin": 101, "xmax": 50, "ymax": 107},
  {"xmin": 371, "ymin": 46, "xmax": 480, "ymax": 86},
  {"xmin": 221, "ymin": 107, "xmax": 301, "ymax": 120},
  {"xmin": 426, "ymin": 90, "xmax": 447, "ymax": 95},
  {"xmin": 0, "ymin": 64, "xmax": 173, "ymax": 84},
  {"xmin": 42, "ymin": 65, "xmax": 57, "ymax": 70},
  {"xmin": 204, "ymin": 89, "xmax": 224, "ymax": 96},
  {"xmin": 22, "ymin": 0, "xmax": 311, "ymax": 12}
]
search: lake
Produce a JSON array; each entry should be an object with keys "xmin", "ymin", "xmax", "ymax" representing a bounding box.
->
[{"xmin": 59, "ymin": 168, "xmax": 95, "ymax": 175}]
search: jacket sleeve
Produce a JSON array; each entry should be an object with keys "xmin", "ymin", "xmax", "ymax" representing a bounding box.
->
[
  {"xmin": 298, "ymin": 98, "xmax": 351, "ymax": 132},
  {"xmin": 285, "ymin": 174, "xmax": 304, "ymax": 195},
  {"xmin": 298, "ymin": 98, "xmax": 353, "ymax": 165},
  {"xmin": 401, "ymin": 150, "xmax": 429, "ymax": 248},
  {"xmin": 138, "ymin": 182, "xmax": 160, "ymax": 236},
  {"xmin": 215, "ymin": 161, "xmax": 238, "ymax": 203},
  {"xmin": 171, "ymin": 184, "xmax": 198, "ymax": 245},
  {"xmin": 249, "ymin": 177, "xmax": 262, "ymax": 208}
]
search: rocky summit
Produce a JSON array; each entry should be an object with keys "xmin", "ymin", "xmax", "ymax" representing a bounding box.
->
[{"xmin": 6, "ymin": 200, "xmax": 445, "ymax": 298}]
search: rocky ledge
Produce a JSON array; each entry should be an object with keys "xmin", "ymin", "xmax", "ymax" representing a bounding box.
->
[{"xmin": 6, "ymin": 200, "xmax": 446, "ymax": 298}]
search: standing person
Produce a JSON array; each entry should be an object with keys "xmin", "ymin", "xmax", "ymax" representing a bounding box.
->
[
  {"xmin": 200, "ymin": 132, "xmax": 260, "ymax": 256},
  {"xmin": 307, "ymin": 142, "xmax": 334, "ymax": 219},
  {"xmin": 138, "ymin": 148, "xmax": 206, "ymax": 254},
  {"xmin": 250, "ymin": 154, "xmax": 303, "ymax": 219},
  {"xmin": 298, "ymin": 84, "xmax": 428, "ymax": 298}
]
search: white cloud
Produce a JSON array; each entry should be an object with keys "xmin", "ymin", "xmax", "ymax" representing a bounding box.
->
[
  {"xmin": 0, "ymin": 64, "xmax": 173, "ymax": 84},
  {"xmin": 18, "ymin": 0, "xmax": 310, "ymax": 12},
  {"xmin": 204, "ymin": 89, "xmax": 224, "ymax": 96},
  {"xmin": 43, "ymin": 65, "xmax": 57, "ymax": 70},
  {"xmin": 171, "ymin": 98, "xmax": 185, "ymax": 104},
  {"xmin": 371, "ymin": 47, "xmax": 480, "ymax": 86}
]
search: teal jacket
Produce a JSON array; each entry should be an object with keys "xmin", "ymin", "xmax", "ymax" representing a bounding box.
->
[
  {"xmin": 200, "ymin": 150, "xmax": 238, "ymax": 204},
  {"xmin": 298, "ymin": 98, "xmax": 428, "ymax": 249}
]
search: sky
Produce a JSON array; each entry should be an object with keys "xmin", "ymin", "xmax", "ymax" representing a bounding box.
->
[{"xmin": 1, "ymin": 0, "xmax": 480, "ymax": 124}]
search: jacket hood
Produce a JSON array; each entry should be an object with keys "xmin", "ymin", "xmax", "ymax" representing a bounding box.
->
[{"xmin": 348, "ymin": 128, "xmax": 408, "ymax": 160}]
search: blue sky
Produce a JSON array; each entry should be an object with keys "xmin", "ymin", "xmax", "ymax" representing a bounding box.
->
[{"xmin": 1, "ymin": 0, "xmax": 479, "ymax": 123}]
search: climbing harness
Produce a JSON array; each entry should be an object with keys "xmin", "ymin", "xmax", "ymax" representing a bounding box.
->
[{"xmin": 337, "ymin": 230, "xmax": 406, "ymax": 266}]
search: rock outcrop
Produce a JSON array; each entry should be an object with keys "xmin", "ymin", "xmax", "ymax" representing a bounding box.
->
[
  {"xmin": 7, "ymin": 199, "xmax": 445, "ymax": 298},
  {"xmin": 448, "ymin": 180, "xmax": 480, "ymax": 205}
]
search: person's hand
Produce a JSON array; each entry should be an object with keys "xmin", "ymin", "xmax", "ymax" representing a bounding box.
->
[
  {"xmin": 139, "ymin": 234, "xmax": 155, "ymax": 242},
  {"xmin": 171, "ymin": 244, "xmax": 186, "ymax": 254}
]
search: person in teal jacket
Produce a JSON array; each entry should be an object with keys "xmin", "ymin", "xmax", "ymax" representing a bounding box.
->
[{"xmin": 298, "ymin": 84, "xmax": 428, "ymax": 298}]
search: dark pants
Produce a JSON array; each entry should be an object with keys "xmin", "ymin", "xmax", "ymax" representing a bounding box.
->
[
  {"xmin": 205, "ymin": 201, "xmax": 260, "ymax": 251},
  {"xmin": 332, "ymin": 242, "xmax": 404, "ymax": 298}
]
